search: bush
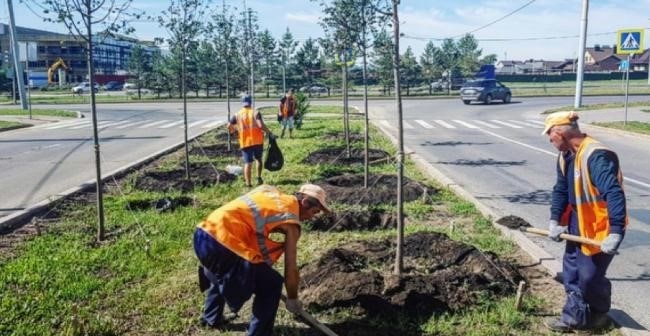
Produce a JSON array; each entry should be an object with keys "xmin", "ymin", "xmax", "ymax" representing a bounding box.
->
[{"xmin": 294, "ymin": 91, "xmax": 310, "ymax": 129}]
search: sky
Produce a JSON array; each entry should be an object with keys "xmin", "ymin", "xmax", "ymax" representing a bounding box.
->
[{"xmin": 3, "ymin": 0, "xmax": 650, "ymax": 62}]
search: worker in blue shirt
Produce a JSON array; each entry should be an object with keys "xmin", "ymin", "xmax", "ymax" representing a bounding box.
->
[{"xmin": 541, "ymin": 111, "xmax": 627, "ymax": 332}]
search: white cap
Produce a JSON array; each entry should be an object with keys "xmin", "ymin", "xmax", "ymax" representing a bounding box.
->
[{"xmin": 298, "ymin": 184, "xmax": 330, "ymax": 213}]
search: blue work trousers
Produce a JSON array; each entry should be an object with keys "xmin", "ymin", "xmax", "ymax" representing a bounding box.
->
[
  {"xmin": 193, "ymin": 228, "xmax": 283, "ymax": 336},
  {"xmin": 561, "ymin": 240, "xmax": 614, "ymax": 328}
]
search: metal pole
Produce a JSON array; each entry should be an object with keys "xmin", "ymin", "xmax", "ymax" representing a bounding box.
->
[
  {"xmin": 574, "ymin": 0, "xmax": 589, "ymax": 109},
  {"xmin": 343, "ymin": 60, "xmax": 350, "ymax": 158},
  {"xmin": 7, "ymin": 0, "xmax": 28, "ymax": 110},
  {"xmin": 182, "ymin": 45, "xmax": 190, "ymax": 180},
  {"xmin": 624, "ymin": 54, "xmax": 631, "ymax": 126},
  {"xmin": 26, "ymin": 42, "xmax": 32, "ymax": 119}
]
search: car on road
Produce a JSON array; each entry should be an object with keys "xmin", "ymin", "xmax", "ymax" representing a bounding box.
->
[
  {"xmin": 103, "ymin": 81, "xmax": 124, "ymax": 91},
  {"xmin": 300, "ymin": 84, "xmax": 328, "ymax": 95},
  {"xmin": 71, "ymin": 82, "xmax": 99, "ymax": 94},
  {"xmin": 459, "ymin": 79, "xmax": 511, "ymax": 105}
]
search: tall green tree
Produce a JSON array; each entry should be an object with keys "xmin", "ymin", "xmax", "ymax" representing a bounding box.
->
[
  {"xmin": 372, "ymin": 30, "xmax": 394, "ymax": 95},
  {"xmin": 456, "ymin": 34, "xmax": 482, "ymax": 76},
  {"xmin": 127, "ymin": 45, "xmax": 153, "ymax": 99},
  {"xmin": 238, "ymin": 5, "xmax": 260, "ymax": 98},
  {"xmin": 420, "ymin": 41, "xmax": 443, "ymax": 94},
  {"xmin": 195, "ymin": 40, "xmax": 219, "ymax": 97},
  {"xmin": 157, "ymin": 0, "xmax": 208, "ymax": 180},
  {"xmin": 278, "ymin": 28, "xmax": 298, "ymax": 92},
  {"xmin": 400, "ymin": 46, "xmax": 420, "ymax": 96},
  {"xmin": 257, "ymin": 29, "xmax": 277, "ymax": 97},
  {"xmin": 33, "ymin": 0, "xmax": 142, "ymax": 241},
  {"xmin": 295, "ymin": 38, "xmax": 321, "ymax": 87}
]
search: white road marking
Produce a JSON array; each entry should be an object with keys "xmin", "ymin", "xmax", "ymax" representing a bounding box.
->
[
  {"xmin": 452, "ymin": 120, "xmax": 479, "ymax": 128},
  {"xmin": 414, "ymin": 120, "xmax": 435, "ymax": 129},
  {"xmin": 115, "ymin": 120, "xmax": 151, "ymax": 129},
  {"xmin": 403, "ymin": 121, "xmax": 414, "ymax": 129},
  {"xmin": 201, "ymin": 120, "xmax": 226, "ymax": 128},
  {"xmin": 188, "ymin": 120, "xmax": 210, "ymax": 128},
  {"xmin": 526, "ymin": 119, "xmax": 546, "ymax": 126},
  {"xmin": 69, "ymin": 120, "xmax": 113, "ymax": 129},
  {"xmin": 510, "ymin": 120, "xmax": 542, "ymax": 128},
  {"xmin": 44, "ymin": 120, "xmax": 89, "ymax": 129},
  {"xmin": 472, "ymin": 120, "xmax": 501, "ymax": 128},
  {"xmin": 433, "ymin": 120, "xmax": 456, "ymax": 128},
  {"xmin": 138, "ymin": 120, "xmax": 170, "ymax": 128},
  {"xmin": 490, "ymin": 120, "xmax": 523, "ymax": 128},
  {"xmin": 158, "ymin": 120, "xmax": 185, "ymax": 129}
]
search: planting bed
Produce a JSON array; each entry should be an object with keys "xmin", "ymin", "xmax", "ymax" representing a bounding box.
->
[
  {"xmin": 303, "ymin": 146, "xmax": 391, "ymax": 165},
  {"xmin": 299, "ymin": 232, "xmax": 523, "ymax": 335},
  {"xmin": 133, "ymin": 162, "xmax": 235, "ymax": 192}
]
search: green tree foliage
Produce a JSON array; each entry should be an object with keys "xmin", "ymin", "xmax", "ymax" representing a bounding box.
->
[
  {"xmin": 195, "ymin": 40, "xmax": 220, "ymax": 97},
  {"xmin": 371, "ymin": 30, "xmax": 394, "ymax": 94},
  {"xmin": 257, "ymin": 29, "xmax": 278, "ymax": 97},
  {"xmin": 278, "ymin": 28, "xmax": 299, "ymax": 91},
  {"xmin": 293, "ymin": 91, "xmax": 310, "ymax": 129},
  {"xmin": 400, "ymin": 46, "xmax": 421, "ymax": 95},
  {"xmin": 295, "ymin": 38, "xmax": 321, "ymax": 88},
  {"xmin": 127, "ymin": 45, "xmax": 153, "ymax": 99}
]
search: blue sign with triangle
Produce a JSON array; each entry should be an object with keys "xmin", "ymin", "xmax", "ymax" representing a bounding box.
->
[{"xmin": 617, "ymin": 29, "xmax": 644, "ymax": 54}]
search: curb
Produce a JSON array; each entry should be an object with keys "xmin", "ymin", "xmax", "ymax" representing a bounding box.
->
[
  {"xmin": 370, "ymin": 120, "xmax": 645, "ymax": 336},
  {"xmin": 0, "ymin": 121, "xmax": 224, "ymax": 233}
]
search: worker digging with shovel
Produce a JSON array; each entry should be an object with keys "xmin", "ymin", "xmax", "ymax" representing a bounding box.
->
[
  {"xmin": 540, "ymin": 111, "xmax": 628, "ymax": 333},
  {"xmin": 193, "ymin": 184, "xmax": 330, "ymax": 335}
]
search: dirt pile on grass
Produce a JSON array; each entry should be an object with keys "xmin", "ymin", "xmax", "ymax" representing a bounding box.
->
[
  {"xmin": 307, "ymin": 209, "xmax": 396, "ymax": 231},
  {"xmin": 318, "ymin": 173, "xmax": 438, "ymax": 205},
  {"xmin": 303, "ymin": 147, "xmax": 390, "ymax": 165},
  {"xmin": 134, "ymin": 163, "xmax": 235, "ymax": 192},
  {"xmin": 299, "ymin": 232, "xmax": 522, "ymax": 334}
]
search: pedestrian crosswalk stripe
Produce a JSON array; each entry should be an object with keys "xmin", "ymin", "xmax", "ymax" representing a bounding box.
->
[
  {"xmin": 414, "ymin": 120, "xmax": 435, "ymax": 129},
  {"xmin": 159, "ymin": 120, "xmax": 185, "ymax": 129},
  {"xmin": 201, "ymin": 120, "xmax": 225, "ymax": 128},
  {"xmin": 100, "ymin": 120, "xmax": 132, "ymax": 128},
  {"xmin": 115, "ymin": 120, "xmax": 150, "ymax": 129},
  {"xmin": 434, "ymin": 120, "xmax": 456, "ymax": 128},
  {"xmin": 188, "ymin": 120, "xmax": 210, "ymax": 128},
  {"xmin": 403, "ymin": 121, "xmax": 414, "ymax": 129},
  {"xmin": 452, "ymin": 120, "xmax": 479, "ymax": 129},
  {"xmin": 509, "ymin": 120, "xmax": 541, "ymax": 128},
  {"xmin": 44, "ymin": 120, "xmax": 89, "ymax": 129},
  {"xmin": 489, "ymin": 120, "xmax": 522, "ymax": 128},
  {"xmin": 70, "ymin": 120, "xmax": 113, "ymax": 129},
  {"xmin": 471, "ymin": 120, "xmax": 501, "ymax": 128},
  {"xmin": 138, "ymin": 120, "xmax": 170, "ymax": 128},
  {"xmin": 526, "ymin": 119, "xmax": 545, "ymax": 126}
]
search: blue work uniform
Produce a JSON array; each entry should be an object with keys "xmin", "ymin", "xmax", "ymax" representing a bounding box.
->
[{"xmin": 550, "ymin": 149, "xmax": 626, "ymax": 328}]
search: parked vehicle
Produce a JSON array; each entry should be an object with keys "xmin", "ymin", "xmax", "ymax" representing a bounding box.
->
[
  {"xmin": 459, "ymin": 79, "xmax": 511, "ymax": 105},
  {"xmin": 299, "ymin": 84, "xmax": 328, "ymax": 94},
  {"xmin": 71, "ymin": 82, "xmax": 99, "ymax": 94},
  {"xmin": 103, "ymin": 81, "xmax": 123, "ymax": 91}
]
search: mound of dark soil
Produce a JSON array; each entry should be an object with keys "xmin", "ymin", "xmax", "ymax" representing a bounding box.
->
[
  {"xmin": 303, "ymin": 147, "xmax": 390, "ymax": 165},
  {"xmin": 299, "ymin": 232, "xmax": 522, "ymax": 334},
  {"xmin": 134, "ymin": 163, "xmax": 235, "ymax": 192},
  {"xmin": 307, "ymin": 209, "xmax": 396, "ymax": 231},
  {"xmin": 319, "ymin": 173, "xmax": 438, "ymax": 205},
  {"xmin": 496, "ymin": 215, "xmax": 531, "ymax": 229},
  {"xmin": 321, "ymin": 131, "xmax": 363, "ymax": 142},
  {"xmin": 125, "ymin": 196, "xmax": 194, "ymax": 212},
  {"xmin": 189, "ymin": 143, "xmax": 239, "ymax": 157}
]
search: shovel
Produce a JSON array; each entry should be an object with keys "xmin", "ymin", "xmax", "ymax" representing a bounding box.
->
[
  {"xmin": 280, "ymin": 295, "xmax": 338, "ymax": 336},
  {"xmin": 496, "ymin": 215, "xmax": 602, "ymax": 247}
]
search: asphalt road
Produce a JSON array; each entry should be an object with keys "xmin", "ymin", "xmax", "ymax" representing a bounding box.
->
[
  {"xmin": 361, "ymin": 95, "xmax": 650, "ymax": 331},
  {"xmin": 1, "ymin": 95, "xmax": 649, "ymax": 330}
]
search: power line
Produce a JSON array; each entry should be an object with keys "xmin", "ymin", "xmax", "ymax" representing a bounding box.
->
[
  {"xmin": 454, "ymin": 0, "xmax": 536, "ymax": 38},
  {"xmin": 402, "ymin": 29, "xmax": 641, "ymax": 42}
]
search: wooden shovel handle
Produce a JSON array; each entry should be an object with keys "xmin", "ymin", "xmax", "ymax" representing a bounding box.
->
[
  {"xmin": 281, "ymin": 295, "xmax": 338, "ymax": 336},
  {"xmin": 521, "ymin": 227, "xmax": 602, "ymax": 247}
]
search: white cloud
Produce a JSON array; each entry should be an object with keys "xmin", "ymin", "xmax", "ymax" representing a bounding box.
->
[{"xmin": 285, "ymin": 12, "xmax": 321, "ymax": 24}]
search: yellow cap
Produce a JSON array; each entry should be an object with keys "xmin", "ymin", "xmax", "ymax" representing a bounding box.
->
[
  {"xmin": 298, "ymin": 184, "xmax": 330, "ymax": 213},
  {"xmin": 541, "ymin": 111, "xmax": 579, "ymax": 135}
]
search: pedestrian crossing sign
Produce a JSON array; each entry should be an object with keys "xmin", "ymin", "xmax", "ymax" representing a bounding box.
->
[{"xmin": 617, "ymin": 29, "xmax": 644, "ymax": 54}]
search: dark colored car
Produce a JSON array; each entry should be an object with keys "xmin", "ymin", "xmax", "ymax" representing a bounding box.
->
[
  {"xmin": 460, "ymin": 79, "xmax": 511, "ymax": 105},
  {"xmin": 103, "ymin": 81, "xmax": 124, "ymax": 91}
]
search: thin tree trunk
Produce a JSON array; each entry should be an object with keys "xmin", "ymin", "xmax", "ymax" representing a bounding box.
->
[{"xmin": 391, "ymin": 0, "xmax": 405, "ymax": 276}]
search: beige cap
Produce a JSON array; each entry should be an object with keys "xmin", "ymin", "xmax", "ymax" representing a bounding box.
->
[
  {"xmin": 541, "ymin": 111, "xmax": 579, "ymax": 135},
  {"xmin": 298, "ymin": 184, "xmax": 330, "ymax": 213}
]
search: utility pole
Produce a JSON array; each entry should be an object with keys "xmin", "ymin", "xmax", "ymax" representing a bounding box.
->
[
  {"xmin": 7, "ymin": 0, "xmax": 28, "ymax": 110},
  {"xmin": 25, "ymin": 42, "xmax": 32, "ymax": 119},
  {"xmin": 574, "ymin": 0, "xmax": 589, "ymax": 109}
]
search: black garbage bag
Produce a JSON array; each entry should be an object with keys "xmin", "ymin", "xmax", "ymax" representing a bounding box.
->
[{"xmin": 264, "ymin": 137, "xmax": 284, "ymax": 171}]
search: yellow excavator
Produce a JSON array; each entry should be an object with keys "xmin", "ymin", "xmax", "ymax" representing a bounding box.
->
[{"xmin": 48, "ymin": 58, "xmax": 68, "ymax": 84}]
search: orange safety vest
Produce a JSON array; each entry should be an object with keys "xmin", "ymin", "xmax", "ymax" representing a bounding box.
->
[
  {"xmin": 236, "ymin": 107, "xmax": 264, "ymax": 149},
  {"xmin": 197, "ymin": 185, "xmax": 300, "ymax": 265},
  {"xmin": 280, "ymin": 96, "xmax": 296, "ymax": 118},
  {"xmin": 558, "ymin": 136, "xmax": 628, "ymax": 256}
]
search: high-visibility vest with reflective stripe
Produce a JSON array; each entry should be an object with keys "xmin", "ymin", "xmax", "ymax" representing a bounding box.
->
[
  {"xmin": 236, "ymin": 107, "xmax": 264, "ymax": 148},
  {"xmin": 558, "ymin": 136, "xmax": 628, "ymax": 256},
  {"xmin": 198, "ymin": 185, "xmax": 300, "ymax": 265}
]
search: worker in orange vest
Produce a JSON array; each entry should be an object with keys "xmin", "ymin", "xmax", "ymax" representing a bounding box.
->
[
  {"xmin": 193, "ymin": 184, "xmax": 330, "ymax": 335},
  {"xmin": 542, "ymin": 111, "xmax": 627, "ymax": 333},
  {"xmin": 278, "ymin": 89, "xmax": 297, "ymax": 139},
  {"xmin": 229, "ymin": 95, "xmax": 274, "ymax": 187}
]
